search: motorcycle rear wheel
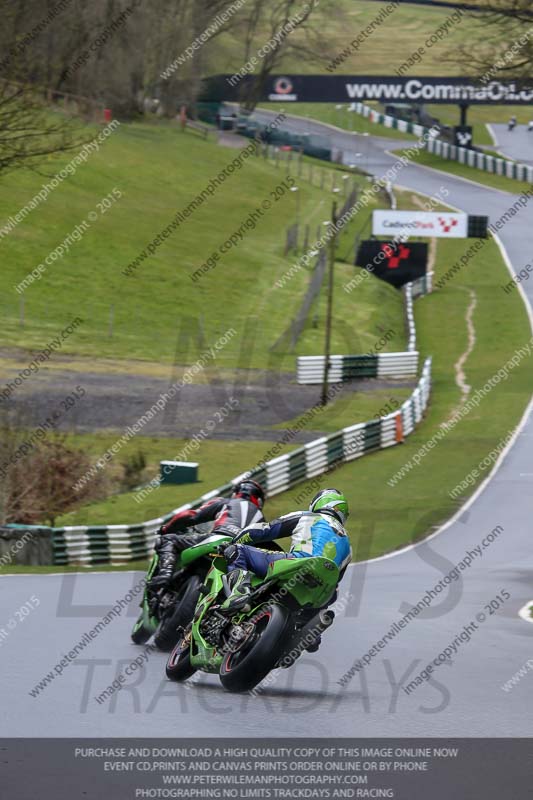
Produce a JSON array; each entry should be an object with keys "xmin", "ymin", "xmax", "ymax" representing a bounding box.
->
[{"xmin": 219, "ymin": 603, "xmax": 289, "ymax": 693}]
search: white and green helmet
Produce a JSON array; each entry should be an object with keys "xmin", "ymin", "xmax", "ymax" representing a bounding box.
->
[{"xmin": 309, "ymin": 488, "xmax": 349, "ymax": 525}]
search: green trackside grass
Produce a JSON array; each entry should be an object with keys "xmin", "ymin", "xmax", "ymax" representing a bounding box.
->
[
  {"xmin": 263, "ymin": 234, "xmax": 533, "ymax": 558},
  {"xmin": 220, "ymin": 0, "xmax": 482, "ymax": 78},
  {"xmin": 281, "ymin": 255, "xmax": 408, "ymax": 358},
  {"xmin": 6, "ymin": 234, "xmax": 531, "ymax": 566},
  {"xmin": 392, "ymin": 146, "xmax": 533, "ymax": 195},
  {"xmin": 274, "ymin": 385, "xmax": 414, "ymax": 435},
  {"xmin": 53, "ymin": 435, "xmax": 293, "ymax": 528},
  {"xmin": 0, "ymin": 118, "xmax": 396, "ymax": 373}
]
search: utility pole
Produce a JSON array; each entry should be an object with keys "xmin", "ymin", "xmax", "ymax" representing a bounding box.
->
[{"xmin": 321, "ymin": 201, "xmax": 338, "ymax": 406}]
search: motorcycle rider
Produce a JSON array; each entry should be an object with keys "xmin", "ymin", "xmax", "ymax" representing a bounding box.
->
[
  {"xmin": 221, "ymin": 488, "xmax": 352, "ymax": 618},
  {"xmin": 148, "ymin": 479, "xmax": 266, "ymax": 590}
]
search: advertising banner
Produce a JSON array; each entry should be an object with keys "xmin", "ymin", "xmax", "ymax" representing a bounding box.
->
[
  {"xmin": 356, "ymin": 240, "xmax": 428, "ymax": 287},
  {"xmin": 206, "ymin": 75, "xmax": 533, "ymax": 104},
  {"xmin": 372, "ymin": 211, "xmax": 468, "ymax": 238}
]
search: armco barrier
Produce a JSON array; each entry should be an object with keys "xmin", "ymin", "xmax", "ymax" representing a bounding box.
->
[
  {"xmin": 405, "ymin": 282, "xmax": 416, "ymax": 352},
  {"xmin": 297, "ymin": 351, "xmax": 419, "ymax": 383},
  {"xmin": 11, "ymin": 358, "xmax": 432, "ymax": 566},
  {"xmin": 426, "ymin": 136, "xmax": 533, "ymax": 183},
  {"xmin": 350, "ymin": 101, "xmax": 436, "ymax": 139},
  {"xmin": 411, "ymin": 272, "xmax": 432, "ymax": 297}
]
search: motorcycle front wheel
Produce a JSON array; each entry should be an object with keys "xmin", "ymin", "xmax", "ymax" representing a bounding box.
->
[
  {"xmin": 154, "ymin": 575, "xmax": 202, "ymax": 652},
  {"xmin": 166, "ymin": 633, "xmax": 196, "ymax": 682}
]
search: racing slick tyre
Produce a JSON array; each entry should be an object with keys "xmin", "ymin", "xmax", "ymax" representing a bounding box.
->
[
  {"xmin": 166, "ymin": 633, "xmax": 196, "ymax": 682},
  {"xmin": 154, "ymin": 575, "xmax": 202, "ymax": 652},
  {"xmin": 219, "ymin": 603, "xmax": 290, "ymax": 693}
]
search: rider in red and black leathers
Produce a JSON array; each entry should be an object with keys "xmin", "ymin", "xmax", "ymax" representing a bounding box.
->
[{"xmin": 149, "ymin": 480, "xmax": 266, "ymax": 589}]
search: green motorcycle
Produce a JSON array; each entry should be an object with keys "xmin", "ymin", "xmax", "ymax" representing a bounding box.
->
[
  {"xmin": 165, "ymin": 534, "xmax": 338, "ymax": 693},
  {"xmin": 131, "ymin": 528, "xmax": 284, "ymax": 652},
  {"xmin": 130, "ymin": 525, "xmax": 216, "ymax": 651}
]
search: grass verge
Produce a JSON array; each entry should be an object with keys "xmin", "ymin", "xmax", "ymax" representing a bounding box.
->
[{"xmin": 263, "ymin": 234, "xmax": 533, "ymax": 558}]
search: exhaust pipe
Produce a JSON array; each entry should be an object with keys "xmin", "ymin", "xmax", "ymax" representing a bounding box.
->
[{"xmin": 278, "ymin": 610, "xmax": 335, "ymax": 668}]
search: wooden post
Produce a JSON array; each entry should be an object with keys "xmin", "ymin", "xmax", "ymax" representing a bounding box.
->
[{"xmin": 321, "ymin": 202, "xmax": 338, "ymax": 406}]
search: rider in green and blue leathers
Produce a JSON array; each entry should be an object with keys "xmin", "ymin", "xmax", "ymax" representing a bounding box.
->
[{"xmin": 223, "ymin": 489, "xmax": 352, "ymax": 613}]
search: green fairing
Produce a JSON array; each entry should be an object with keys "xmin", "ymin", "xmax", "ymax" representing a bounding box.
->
[
  {"xmin": 181, "ymin": 534, "xmax": 234, "ymax": 566},
  {"xmin": 132, "ymin": 552, "xmax": 160, "ymax": 635},
  {"xmin": 188, "ymin": 555, "xmax": 339, "ymax": 672},
  {"xmin": 131, "ymin": 534, "xmax": 234, "ymax": 641}
]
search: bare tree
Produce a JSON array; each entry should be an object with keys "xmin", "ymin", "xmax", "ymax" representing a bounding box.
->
[
  {"xmin": 455, "ymin": 0, "xmax": 533, "ymax": 86},
  {"xmin": 231, "ymin": 0, "xmax": 335, "ymax": 111},
  {"xmin": 144, "ymin": 0, "xmax": 249, "ymax": 116},
  {"xmin": 0, "ymin": 409, "xmax": 106, "ymax": 527},
  {"xmin": 0, "ymin": 0, "xmax": 92, "ymax": 175},
  {"xmin": 0, "ymin": 81, "xmax": 86, "ymax": 175}
]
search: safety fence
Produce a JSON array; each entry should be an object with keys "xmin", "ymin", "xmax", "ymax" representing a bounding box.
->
[
  {"xmin": 349, "ymin": 102, "xmax": 436, "ymax": 139},
  {"xmin": 426, "ymin": 136, "xmax": 533, "ymax": 182},
  {"xmin": 350, "ymin": 101, "xmax": 533, "ymax": 184},
  {"xmin": 405, "ymin": 282, "xmax": 417, "ymax": 352},
  {"xmin": 5, "ymin": 358, "xmax": 432, "ymax": 566},
  {"xmin": 273, "ymin": 189, "xmax": 358, "ymax": 353},
  {"xmin": 296, "ymin": 351, "xmax": 420, "ymax": 383},
  {"xmin": 411, "ymin": 272, "xmax": 433, "ymax": 297}
]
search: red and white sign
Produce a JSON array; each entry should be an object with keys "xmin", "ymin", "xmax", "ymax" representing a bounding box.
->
[
  {"xmin": 268, "ymin": 76, "xmax": 297, "ymax": 101},
  {"xmin": 372, "ymin": 211, "xmax": 468, "ymax": 238}
]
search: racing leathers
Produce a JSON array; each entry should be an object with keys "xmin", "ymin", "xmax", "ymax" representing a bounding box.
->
[
  {"xmin": 149, "ymin": 496, "xmax": 265, "ymax": 589},
  {"xmin": 222, "ymin": 510, "xmax": 352, "ymax": 611}
]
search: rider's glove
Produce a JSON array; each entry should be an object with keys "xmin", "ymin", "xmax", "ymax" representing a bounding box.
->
[{"xmin": 223, "ymin": 544, "xmax": 240, "ymax": 564}]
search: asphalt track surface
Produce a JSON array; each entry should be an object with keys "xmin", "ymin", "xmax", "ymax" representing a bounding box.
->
[
  {"xmin": 2, "ymin": 112, "xmax": 533, "ymax": 737},
  {"xmin": 490, "ymin": 122, "xmax": 533, "ymax": 166}
]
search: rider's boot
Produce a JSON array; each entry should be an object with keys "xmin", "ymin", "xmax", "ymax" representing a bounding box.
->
[
  {"xmin": 148, "ymin": 536, "xmax": 179, "ymax": 590},
  {"xmin": 222, "ymin": 570, "xmax": 253, "ymax": 612}
]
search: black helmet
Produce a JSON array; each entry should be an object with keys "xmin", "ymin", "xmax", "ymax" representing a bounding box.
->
[{"xmin": 232, "ymin": 479, "xmax": 265, "ymax": 508}]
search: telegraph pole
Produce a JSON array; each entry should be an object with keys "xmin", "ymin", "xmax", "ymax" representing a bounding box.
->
[{"xmin": 321, "ymin": 200, "xmax": 338, "ymax": 406}]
